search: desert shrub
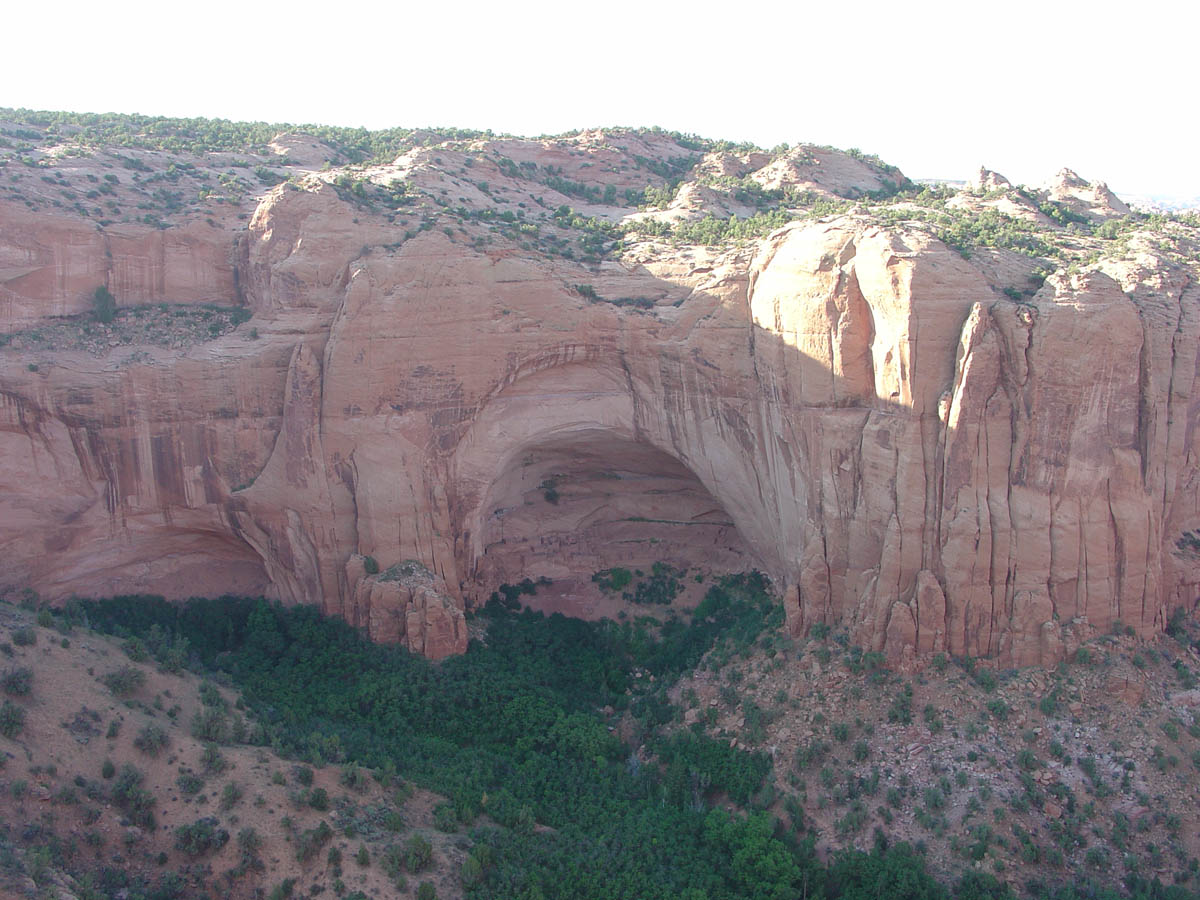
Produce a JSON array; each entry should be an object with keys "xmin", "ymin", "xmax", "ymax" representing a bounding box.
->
[
  {"xmin": 974, "ymin": 668, "xmax": 997, "ymax": 691},
  {"xmin": 111, "ymin": 764, "xmax": 156, "ymax": 828},
  {"xmin": 795, "ymin": 739, "xmax": 829, "ymax": 770},
  {"xmin": 230, "ymin": 713, "xmax": 248, "ymax": 742},
  {"xmin": 122, "ymin": 636, "xmax": 149, "ymax": 661},
  {"xmin": 92, "ymin": 286, "xmax": 117, "ymax": 323},
  {"xmin": 539, "ymin": 479, "xmax": 559, "ymax": 504},
  {"xmin": 235, "ymin": 827, "xmax": 264, "ymax": 873},
  {"xmin": 175, "ymin": 816, "xmax": 229, "ymax": 855},
  {"xmin": 296, "ymin": 821, "xmax": 333, "ymax": 861},
  {"xmin": 101, "ymin": 665, "xmax": 145, "ymax": 696},
  {"xmin": 1, "ymin": 666, "xmax": 33, "ymax": 696},
  {"xmin": 1174, "ymin": 660, "xmax": 1198, "ymax": 689},
  {"xmin": 986, "ymin": 698, "xmax": 1010, "ymax": 721},
  {"xmin": 405, "ymin": 833, "xmax": 433, "ymax": 872},
  {"xmin": 176, "ymin": 772, "xmax": 203, "ymax": 795},
  {"xmin": 308, "ymin": 786, "xmax": 331, "ymax": 810},
  {"xmin": 191, "ymin": 706, "xmax": 231, "ymax": 742},
  {"xmin": 626, "ymin": 562, "xmax": 684, "ymax": 605},
  {"xmin": 1039, "ymin": 690, "xmax": 1059, "ymax": 716},
  {"xmin": 433, "ymin": 803, "xmax": 458, "ymax": 832},
  {"xmin": 592, "ymin": 568, "xmax": 633, "ymax": 592},
  {"xmin": 1079, "ymin": 755, "xmax": 1100, "ymax": 784},
  {"xmin": 200, "ymin": 742, "xmax": 227, "ymax": 774},
  {"xmin": 836, "ymin": 800, "xmax": 868, "ymax": 835},
  {"xmin": 221, "ymin": 781, "xmax": 243, "ymax": 810},
  {"xmin": 133, "ymin": 723, "xmax": 169, "ymax": 756},
  {"xmin": 340, "ymin": 764, "xmax": 369, "ymax": 792},
  {"xmin": 462, "ymin": 852, "xmax": 484, "ymax": 886},
  {"xmin": 158, "ymin": 636, "xmax": 190, "ymax": 674},
  {"xmin": 887, "ymin": 684, "xmax": 914, "ymax": 724},
  {"xmin": 101, "ymin": 759, "xmax": 116, "ymax": 779},
  {"xmin": 381, "ymin": 844, "xmax": 405, "ymax": 878},
  {"xmin": 198, "ymin": 680, "xmax": 225, "ymax": 708},
  {"xmin": 11, "ymin": 627, "xmax": 36, "ymax": 647},
  {"xmin": 417, "ymin": 883, "xmax": 436, "ymax": 900},
  {"xmin": 373, "ymin": 760, "xmax": 397, "ymax": 787},
  {"xmin": 0, "ymin": 699, "xmax": 25, "ymax": 738}
]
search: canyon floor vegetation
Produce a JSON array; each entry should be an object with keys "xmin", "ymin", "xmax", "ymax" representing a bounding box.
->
[{"xmin": 3, "ymin": 580, "xmax": 1200, "ymax": 900}]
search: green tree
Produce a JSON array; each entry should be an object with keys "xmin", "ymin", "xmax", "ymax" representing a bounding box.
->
[{"xmin": 92, "ymin": 285, "xmax": 117, "ymax": 323}]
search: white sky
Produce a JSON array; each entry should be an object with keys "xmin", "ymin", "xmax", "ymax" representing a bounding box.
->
[{"xmin": 4, "ymin": 0, "xmax": 1197, "ymax": 198}]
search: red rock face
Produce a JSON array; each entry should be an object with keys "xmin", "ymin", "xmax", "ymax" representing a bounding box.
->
[
  {"xmin": 0, "ymin": 203, "xmax": 238, "ymax": 327},
  {"xmin": 2, "ymin": 160, "xmax": 1198, "ymax": 665}
]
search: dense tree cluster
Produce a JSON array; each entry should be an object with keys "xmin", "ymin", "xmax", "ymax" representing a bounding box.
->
[
  {"xmin": 0, "ymin": 108, "xmax": 491, "ymax": 165},
  {"xmin": 78, "ymin": 577, "xmax": 1200, "ymax": 900}
]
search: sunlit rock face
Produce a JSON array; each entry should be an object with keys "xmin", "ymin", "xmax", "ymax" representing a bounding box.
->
[{"xmin": 2, "ymin": 135, "xmax": 1197, "ymax": 666}]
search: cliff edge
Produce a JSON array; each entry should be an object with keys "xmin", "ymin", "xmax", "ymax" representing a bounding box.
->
[{"xmin": 2, "ymin": 113, "xmax": 1197, "ymax": 664}]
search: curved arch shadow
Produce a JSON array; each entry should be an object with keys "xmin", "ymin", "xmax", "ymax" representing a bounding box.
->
[{"xmin": 450, "ymin": 363, "xmax": 762, "ymax": 617}]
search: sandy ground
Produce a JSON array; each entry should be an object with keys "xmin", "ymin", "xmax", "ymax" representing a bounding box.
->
[{"xmin": 0, "ymin": 601, "xmax": 467, "ymax": 900}]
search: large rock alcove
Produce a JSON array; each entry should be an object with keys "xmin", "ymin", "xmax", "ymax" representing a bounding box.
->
[{"xmin": 470, "ymin": 426, "xmax": 757, "ymax": 617}]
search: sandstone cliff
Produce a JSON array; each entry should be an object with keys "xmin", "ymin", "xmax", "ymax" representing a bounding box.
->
[{"xmin": 1, "ymin": 114, "xmax": 1197, "ymax": 664}]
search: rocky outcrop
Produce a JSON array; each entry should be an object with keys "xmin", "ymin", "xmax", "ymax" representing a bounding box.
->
[
  {"xmin": 750, "ymin": 145, "xmax": 906, "ymax": 197},
  {"xmin": 969, "ymin": 167, "xmax": 1013, "ymax": 192},
  {"xmin": 1043, "ymin": 168, "xmax": 1132, "ymax": 221},
  {"xmin": 344, "ymin": 557, "xmax": 467, "ymax": 659},
  {"xmin": 1, "ymin": 131, "xmax": 1197, "ymax": 666}
]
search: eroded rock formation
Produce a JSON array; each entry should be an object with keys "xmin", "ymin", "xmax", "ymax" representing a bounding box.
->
[{"xmin": 1, "ymin": 123, "xmax": 1197, "ymax": 665}]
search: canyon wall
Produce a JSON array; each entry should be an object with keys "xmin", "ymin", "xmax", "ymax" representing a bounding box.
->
[{"xmin": 2, "ymin": 144, "xmax": 1198, "ymax": 666}]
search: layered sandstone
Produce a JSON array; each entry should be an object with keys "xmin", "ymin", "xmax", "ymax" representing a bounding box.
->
[{"xmin": 1, "ymin": 121, "xmax": 1197, "ymax": 665}]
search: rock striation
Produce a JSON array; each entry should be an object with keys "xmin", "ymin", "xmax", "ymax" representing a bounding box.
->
[{"xmin": 1, "ymin": 120, "xmax": 1197, "ymax": 665}]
